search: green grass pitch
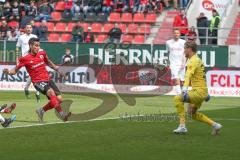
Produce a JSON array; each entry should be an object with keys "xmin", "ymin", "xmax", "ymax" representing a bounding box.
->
[{"xmin": 0, "ymin": 91, "xmax": 239, "ymax": 160}]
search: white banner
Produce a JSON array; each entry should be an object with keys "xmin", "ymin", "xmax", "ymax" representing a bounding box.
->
[
  {"xmin": 0, "ymin": 65, "xmax": 96, "ymax": 84},
  {"xmin": 206, "ymin": 70, "xmax": 240, "ymax": 97},
  {"xmin": 200, "ymin": 0, "xmax": 230, "ymax": 19},
  {"xmin": 0, "ymin": 65, "xmax": 240, "ymax": 97}
]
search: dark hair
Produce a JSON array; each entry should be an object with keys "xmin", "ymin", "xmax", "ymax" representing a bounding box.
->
[
  {"xmin": 28, "ymin": 38, "xmax": 40, "ymax": 52},
  {"xmin": 173, "ymin": 28, "xmax": 180, "ymax": 32},
  {"xmin": 184, "ymin": 41, "xmax": 197, "ymax": 52},
  {"xmin": 29, "ymin": 37, "xmax": 40, "ymax": 46},
  {"xmin": 212, "ymin": 9, "xmax": 217, "ymax": 13},
  {"xmin": 25, "ymin": 23, "xmax": 32, "ymax": 27}
]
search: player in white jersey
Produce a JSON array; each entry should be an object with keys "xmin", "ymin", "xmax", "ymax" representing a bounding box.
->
[
  {"xmin": 16, "ymin": 24, "xmax": 40, "ymax": 102},
  {"xmin": 166, "ymin": 28, "xmax": 186, "ymax": 95}
]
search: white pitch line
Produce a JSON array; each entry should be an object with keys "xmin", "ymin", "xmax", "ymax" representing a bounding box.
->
[
  {"xmin": 1, "ymin": 117, "xmax": 240, "ymax": 130},
  {"xmin": 0, "ymin": 117, "xmax": 121, "ymax": 130}
]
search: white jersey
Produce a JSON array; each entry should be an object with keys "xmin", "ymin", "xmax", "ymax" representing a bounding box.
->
[
  {"xmin": 16, "ymin": 34, "xmax": 37, "ymax": 56},
  {"xmin": 166, "ymin": 38, "xmax": 186, "ymax": 68}
]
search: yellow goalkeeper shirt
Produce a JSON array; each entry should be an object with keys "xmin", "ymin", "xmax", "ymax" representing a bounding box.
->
[{"xmin": 184, "ymin": 54, "xmax": 207, "ymax": 90}]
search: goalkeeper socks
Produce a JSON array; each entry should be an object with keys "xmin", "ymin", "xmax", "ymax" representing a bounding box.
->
[
  {"xmin": 174, "ymin": 95, "xmax": 186, "ymax": 125},
  {"xmin": 175, "ymin": 85, "xmax": 182, "ymax": 95},
  {"xmin": 0, "ymin": 114, "xmax": 5, "ymax": 123},
  {"xmin": 179, "ymin": 117, "xmax": 186, "ymax": 126},
  {"xmin": 192, "ymin": 112, "xmax": 214, "ymax": 126}
]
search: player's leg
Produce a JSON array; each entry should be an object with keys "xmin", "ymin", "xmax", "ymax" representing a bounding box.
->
[
  {"xmin": 187, "ymin": 90, "xmax": 222, "ymax": 135},
  {"xmin": 171, "ymin": 67, "xmax": 182, "ymax": 95},
  {"xmin": 35, "ymin": 91, "xmax": 41, "ymax": 103},
  {"xmin": 173, "ymin": 95, "xmax": 187, "ymax": 133},
  {"xmin": 34, "ymin": 82, "xmax": 53, "ymax": 122},
  {"xmin": 24, "ymin": 77, "xmax": 32, "ymax": 98},
  {"xmin": 25, "ymin": 77, "xmax": 41, "ymax": 102},
  {"xmin": 48, "ymin": 80, "xmax": 71, "ymax": 121},
  {"xmin": 0, "ymin": 103, "xmax": 16, "ymax": 113},
  {"xmin": 0, "ymin": 114, "xmax": 16, "ymax": 128},
  {"xmin": 0, "ymin": 104, "xmax": 7, "ymax": 112}
]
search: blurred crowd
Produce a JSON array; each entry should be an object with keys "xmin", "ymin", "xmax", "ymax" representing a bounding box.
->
[{"xmin": 0, "ymin": 0, "xmax": 191, "ymax": 42}]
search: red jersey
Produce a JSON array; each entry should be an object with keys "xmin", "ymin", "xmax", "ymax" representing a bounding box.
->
[{"xmin": 16, "ymin": 49, "xmax": 50, "ymax": 83}]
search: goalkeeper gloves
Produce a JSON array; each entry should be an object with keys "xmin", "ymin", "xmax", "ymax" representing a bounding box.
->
[{"xmin": 181, "ymin": 86, "xmax": 189, "ymax": 102}]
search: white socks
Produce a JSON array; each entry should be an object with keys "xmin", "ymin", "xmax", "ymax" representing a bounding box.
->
[
  {"xmin": 175, "ymin": 85, "xmax": 182, "ymax": 95},
  {"xmin": 0, "ymin": 114, "xmax": 5, "ymax": 123},
  {"xmin": 179, "ymin": 124, "xmax": 186, "ymax": 128}
]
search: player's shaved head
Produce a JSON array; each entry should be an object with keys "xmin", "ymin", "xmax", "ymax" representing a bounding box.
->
[
  {"xmin": 173, "ymin": 28, "xmax": 181, "ymax": 40},
  {"xmin": 25, "ymin": 23, "xmax": 33, "ymax": 35}
]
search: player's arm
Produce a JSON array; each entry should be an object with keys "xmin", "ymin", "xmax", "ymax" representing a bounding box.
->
[
  {"xmin": 182, "ymin": 61, "xmax": 197, "ymax": 91},
  {"xmin": 45, "ymin": 56, "xmax": 59, "ymax": 71},
  {"xmin": 166, "ymin": 42, "xmax": 170, "ymax": 54},
  {"xmin": 2, "ymin": 58, "xmax": 23, "ymax": 75},
  {"xmin": 16, "ymin": 38, "xmax": 21, "ymax": 58},
  {"xmin": 45, "ymin": 54, "xmax": 66, "ymax": 78},
  {"xmin": 3, "ymin": 67, "xmax": 19, "ymax": 75},
  {"xmin": 3, "ymin": 58, "xmax": 24, "ymax": 75}
]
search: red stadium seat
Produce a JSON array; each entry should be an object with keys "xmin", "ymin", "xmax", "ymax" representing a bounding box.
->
[
  {"xmin": 128, "ymin": 24, "xmax": 139, "ymax": 34},
  {"xmin": 34, "ymin": 22, "xmax": 41, "ymax": 27},
  {"xmin": 122, "ymin": 34, "xmax": 133, "ymax": 43},
  {"xmin": 118, "ymin": 23, "xmax": 127, "ymax": 33},
  {"xmin": 133, "ymin": 35, "xmax": 145, "ymax": 44},
  {"xmin": 55, "ymin": 22, "xmax": 67, "ymax": 32},
  {"xmin": 80, "ymin": 23, "xmax": 90, "ymax": 32},
  {"xmin": 91, "ymin": 23, "xmax": 102, "ymax": 33},
  {"xmin": 121, "ymin": 13, "xmax": 132, "ymax": 23},
  {"xmin": 51, "ymin": 12, "xmax": 62, "ymax": 21},
  {"xmin": 133, "ymin": 13, "xmax": 145, "ymax": 23},
  {"xmin": 46, "ymin": 22, "xmax": 55, "ymax": 32},
  {"xmin": 109, "ymin": 12, "xmax": 121, "ymax": 22},
  {"xmin": 96, "ymin": 34, "xmax": 108, "ymax": 43},
  {"xmin": 48, "ymin": 33, "xmax": 60, "ymax": 42},
  {"xmin": 61, "ymin": 33, "xmax": 72, "ymax": 42},
  {"xmin": 139, "ymin": 24, "xmax": 151, "ymax": 34},
  {"xmin": 8, "ymin": 21, "xmax": 19, "ymax": 28},
  {"xmin": 145, "ymin": 13, "xmax": 157, "ymax": 23},
  {"xmin": 103, "ymin": 23, "xmax": 114, "ymax": 33},
  {"xmin": 67, "ymin": 22, "xmax": 76, "ymax": 32},
  {"xmin": 55, "ymin": 1, "xmax": 65, "ymax": 11}
]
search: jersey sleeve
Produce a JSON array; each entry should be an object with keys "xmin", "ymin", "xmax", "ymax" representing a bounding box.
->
[
  {"xmin": 16, "ymin": 37, "xmax": 21, "ymax": 47},
  {"xmin": 16, "ymin": 57, "xmax": 25, "ymax": 70},
  {"xmin": 42, "ymin": 51, "xmax": 49, "ymax": 63},
  {"xmin": 183, "ymin": 60, "xmax": 197, "ymax": 87},
  {"xmin": 166, "ymin": 41, "xmax": 170, "ymax": 53}
]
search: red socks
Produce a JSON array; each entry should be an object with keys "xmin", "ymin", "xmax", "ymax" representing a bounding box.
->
[
  {"xmin": 48, "ymin": 95, "xmax": 63, "ymax": 113},
  {"xmin": 43, "ymin": 102, "xmax": 53, "ymax": 112}
]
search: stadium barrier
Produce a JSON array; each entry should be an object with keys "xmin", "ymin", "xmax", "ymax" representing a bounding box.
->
[
  {"xmin": 1, "ymin": 65, "xmax": 240, "ymax": 97},
  {"xmin": 1, "ymin": 41, "xmax": 239, "ymax": 97},
  {"xmin": 0, "ymin": 41, "xmax": 229, "ymax": 67}
]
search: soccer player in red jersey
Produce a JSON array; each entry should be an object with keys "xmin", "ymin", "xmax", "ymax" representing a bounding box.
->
[{"xmin": 3, "ymin": 38, "xmax": 71, "ymax": 122}]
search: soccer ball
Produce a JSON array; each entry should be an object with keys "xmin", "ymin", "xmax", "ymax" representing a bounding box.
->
[{"xmin": 64, "ymin": 57, "xmax": 71, "ymax": 63}]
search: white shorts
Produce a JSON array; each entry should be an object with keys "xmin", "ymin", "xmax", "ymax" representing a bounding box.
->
[{"xmin": 170, "ymin": 66, "xmax": 185, "ymax": 81}]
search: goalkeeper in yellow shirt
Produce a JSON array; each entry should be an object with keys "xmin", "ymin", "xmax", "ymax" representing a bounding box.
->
[{"xmin": 173, "ymin": 41, "xmax": 222, "ymax": 135}]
